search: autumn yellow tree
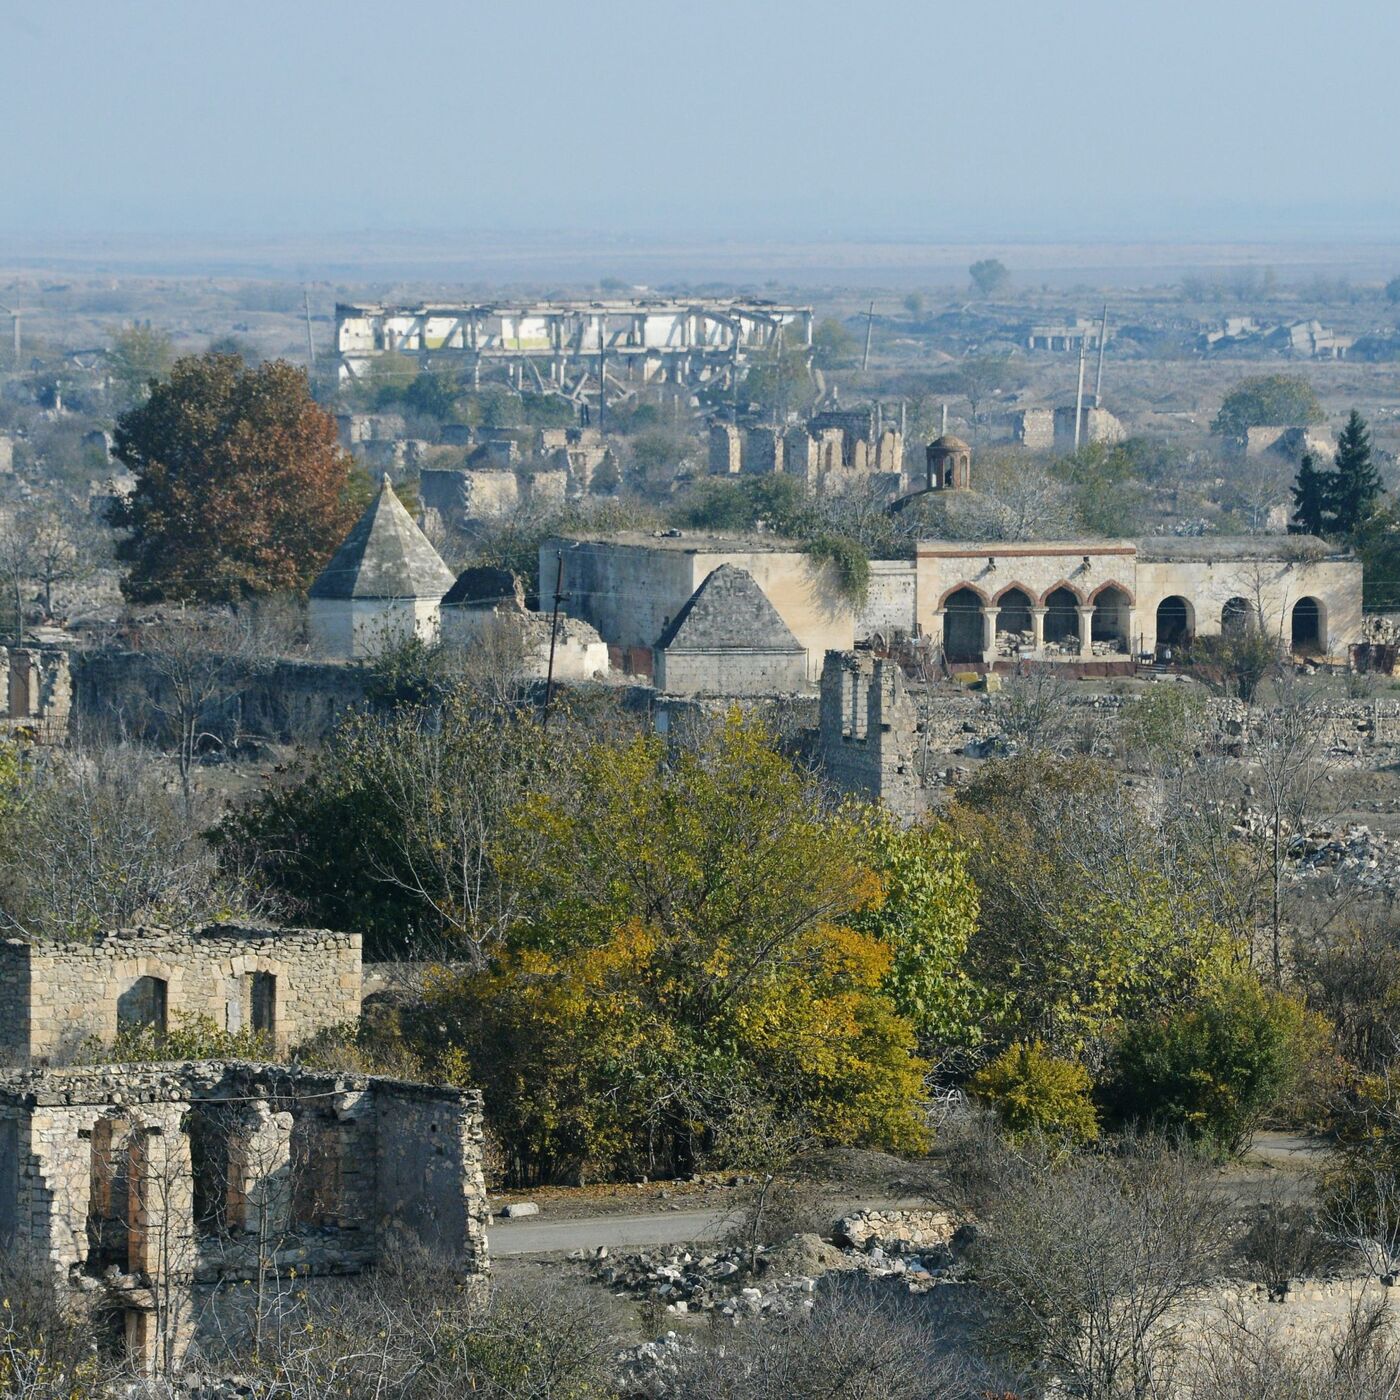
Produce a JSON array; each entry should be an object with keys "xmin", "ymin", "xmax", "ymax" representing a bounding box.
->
[
  {"xmin": 428, "ymin": 714, "xmax": 930, "ymax": 1184},
  {"xmin": 113, "ymin": 353, "xmax": 357, "ymax": 602}
]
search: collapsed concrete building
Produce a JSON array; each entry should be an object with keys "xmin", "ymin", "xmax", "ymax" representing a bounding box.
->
[
  {"xmin": 0, "ymin": 924, "xmax": 362, "ymax": 1066},
  {"xmin": 336, "ymin": 299, "xmax": 812, "ymax": 392},
  {"xmin": 0, "ymin": 1060, "xmax": 488, "ymax": 1368}
]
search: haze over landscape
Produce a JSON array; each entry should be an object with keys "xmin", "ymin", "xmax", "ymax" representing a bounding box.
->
[
  {"xmin": 12, "ymin": 4, "xmax": 1400, "ymax": 1395},
  {"xmin": 5, "ymin": 0, "xmax": 1400, "ymax": 275}
]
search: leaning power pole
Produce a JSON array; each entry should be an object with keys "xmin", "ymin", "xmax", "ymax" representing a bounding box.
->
[
  {"xmin": 862, "ymin": 301, "xmax": 875, "ymax": 370},
  {"xmin": 1073, "ymin": 335, "xmax": 1087, "ymax": 452},
  {"xmin": 303, "ymin": 289, "xmax": 316, "ymax": 370}
]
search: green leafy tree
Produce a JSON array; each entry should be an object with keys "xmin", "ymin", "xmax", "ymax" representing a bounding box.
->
[
  {"xmin": 1353, "ymin": 502, "xmax": 1400, "ymax": 609},
  {"xmin": 108, "ymin": 324, "xmax": 174, "ymax": 408},
  {"xmin": 849, "ymin": 815, "xmax": 983, "ymax": 1048},
  {"xmin": 1386, "ymin": 276, "xmax": 1400, "ymax": 305},
  {"xmin": 1327, "ymin": 408, "xmax": 1382, "ymax": 538},
  {"xmin": 431, "ymin": 714, "xmax": 928, "ymax": 1183},
  {"xmin": 112, "ymin": 353, "xmax": 358, "ymax": 602},
  {"xmin": 903, "ymin": 292, "xmax": 924, "ymax": 318},
  {"xmin": 950, "ymin": 753, "xmax": 1230, "ymax": 1060},
  {"xmin": 1110, "ymin": 973, "xmax": 1327, "ymax": 1155},
  {"xmin": 969, "ymin": 258, "xmax": 1010, "ymax": 297},
  {"xmin": 812, "ymin": 317, "xmax": 858, "ymax": 369},
  {"xmin": 971, "ymin": 1040, "xmax": 1099, "ymax": 1144},
  {"xmin": 1289, "ymin": 450, "xmax": 1331, "ymax": 536},
  {"xmin": 1211, "ymin": 374, "xmax": 1324, "ymax": 436},
  {"xmin": 743, "ymin": 342, "xmax": 815, "ymax": 418}
]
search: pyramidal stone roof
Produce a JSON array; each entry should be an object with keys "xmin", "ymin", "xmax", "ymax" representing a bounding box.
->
[
  {"xmin": 310, "ymin": 479, "xmax": 455, "ymax": 601},
  {"xmin": 656, "ymin": 564, "xmax": 803, "ymax": 653}
]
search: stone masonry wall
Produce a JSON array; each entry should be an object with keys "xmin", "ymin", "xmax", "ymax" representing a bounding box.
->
[
  {"xmin": 0, "ymin": 1061, "xmax": 489, "ymax": 1368},
  {"xmin": 0, "ymin": 925, "xmax": 362, "ymax": 1065}
]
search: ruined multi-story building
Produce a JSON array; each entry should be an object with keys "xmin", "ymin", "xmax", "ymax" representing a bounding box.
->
[
  {"xmin": 336, "ymin": 299, "xmax": 811, "ymax": 390},
  {"xmin": 0, "ymin": 1060, "xmax": 488, "ymax": 1368},
  {"xmin": 0, "ymin": 924, "xmax": 363, "ymax": 1066},
  {"xmin": 818, "ymin": 651, "xmax": 925, "ymax": 818},
  {"xmin": 707, "ymin": 405, "xmax": 905, "ymax": 491}
]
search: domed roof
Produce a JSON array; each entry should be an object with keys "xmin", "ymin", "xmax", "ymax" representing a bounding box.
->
[{"xmin": 928, "ymin": 433, "xmax": 970, "ymax": 453}]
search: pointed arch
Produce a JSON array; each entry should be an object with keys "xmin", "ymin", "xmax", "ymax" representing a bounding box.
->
[
  {"xmin": 1038, "ymin": 579, "xmax": 1085, "ymax": 607},
  {"xmin": 1089, "ymin": 579, "xmax": 1135, "ymax": 605}
]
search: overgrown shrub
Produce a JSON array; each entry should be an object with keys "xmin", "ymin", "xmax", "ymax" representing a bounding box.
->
[
  {"xmin": 1108, "ymin": 973, "xmax": 1327, "ymax": 1154},
  {"xmin": 970, "ymin": 1040, "xmax": 1099, "ymax": 1144}
]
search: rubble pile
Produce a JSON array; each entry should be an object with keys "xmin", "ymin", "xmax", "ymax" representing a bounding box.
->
[
  {"xmin": 583, "ymin": 1210, "xmax": 970, "ymax": 1319},
  {"xmin": 1287, "ymin": 823, "xmax": 1400, "ymax": 890}
]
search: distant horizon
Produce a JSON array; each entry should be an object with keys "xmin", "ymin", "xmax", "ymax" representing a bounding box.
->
[{"xmin": 4, "ymin": 230, "xmax": 1400, "ymax": 292}]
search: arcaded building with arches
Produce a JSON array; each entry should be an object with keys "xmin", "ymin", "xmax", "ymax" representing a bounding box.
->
[{"xmin": 916, "ymin": 536, "xmax": 1361, "ymax": 666}]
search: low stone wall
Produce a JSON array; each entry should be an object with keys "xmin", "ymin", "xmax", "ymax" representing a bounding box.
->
[
  {"xmin": 833, "ymin": 1208, "xmax": 960, "ymax": 1254},
  {"xmin": 71, "ymin": 649, "xmax": 370, "ymax": 747}
]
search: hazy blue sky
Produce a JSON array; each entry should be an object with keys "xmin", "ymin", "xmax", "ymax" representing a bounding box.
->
[{"xmin": 4, "ymin": 0, "xmax": 1398, "ymax": 244}]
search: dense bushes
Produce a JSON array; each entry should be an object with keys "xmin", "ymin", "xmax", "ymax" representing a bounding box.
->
[
  {"xmin": 1109, "ymin": 974, "xmax": 1326, "ymax": 1153},
  {"xmin": 971, "ymin": 1040, "xmax": 1099, "ymax": 1144}
]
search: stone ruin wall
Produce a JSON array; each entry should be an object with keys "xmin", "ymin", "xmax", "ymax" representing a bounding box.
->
[
  {"xmin": 0, "ymin": 925, "xmax": 362, "ymax": 1066},
  {"xmin": 0, "ymin": 1061, "xmax": 488, "ymax": 1367},
  {"xmin": 817, "ymin": 650, "xmax": 1400, "ymax": 810}
]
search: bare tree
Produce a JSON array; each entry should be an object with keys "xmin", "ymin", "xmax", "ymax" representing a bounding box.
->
[
  {"xmin": 0, "ymin": 742, "xmax": 269, "ymax": 941},
  {"xmin": 972, "ymin": 1137, "xmax": 1233, "ymax": 1400}
]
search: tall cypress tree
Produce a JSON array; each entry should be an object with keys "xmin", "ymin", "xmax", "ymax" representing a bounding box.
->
[
  {"xmin": 1289, "ymin": 451, "xmax": 1330, "ymax": 536},
  {"xmin": 1328, "ymin": 409, "xmax": 1383, "ymax": 537}
]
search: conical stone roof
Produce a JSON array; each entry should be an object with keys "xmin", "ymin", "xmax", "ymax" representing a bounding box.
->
[
  {"xmin": 309, "ymin": 478, "xmax": 455, "ymax": 601},
  {"xmin": 656, "ymin": 564, "xmax": 802, "ymax": 652}
]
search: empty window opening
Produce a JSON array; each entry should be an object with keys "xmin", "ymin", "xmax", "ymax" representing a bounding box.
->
[
  {"xmin": 249, "ymin": 972, "xmax": 276, "ymax": 1039},
  {"xmin": 1156, "ymin": 596, "xmax": 1193, "ymax": 649},
  {"xmin": 117, "ymin": 977, "xmax": 167, "ymax": 1036},
  {"xmin": 1091, "ymin": 586, "xmax": 1131, "ymax": 649},
  {"xmin": 87, "ymin": 1117, "xmax": 133, "ymax": 1273},
  {"xmin": 1222, "ymin": 597, "xmax": 1255, "ymax": 635},
  {"xmin": 996, "ymin": 588, "xmax": 1034, "ymax": 637},
  {"xmin": 1291, "ymin": 596, "xmax": 1324, "ymax": 653},
  {"xmin": 942, "ymin": 588, "xmax": 985, "ymax": 663}
]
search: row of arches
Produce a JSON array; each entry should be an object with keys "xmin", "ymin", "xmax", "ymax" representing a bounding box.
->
[
  {"xmin": 1154, "ymin": 595, "xmax": 1326, "ymax": 654},
  {"xmin": 943, "ymin": 584, "xmax": 1134, "ymax": 662}
]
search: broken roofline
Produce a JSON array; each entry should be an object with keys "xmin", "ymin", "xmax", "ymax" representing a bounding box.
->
[{"xmin": 0, "ymin": 1059, "xmax": 482, "ymax": 1110}]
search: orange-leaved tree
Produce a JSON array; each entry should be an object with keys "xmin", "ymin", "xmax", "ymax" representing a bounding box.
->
[{"xmin": 112, "ymin": 353, "xmax": 358, "ymax": 602}]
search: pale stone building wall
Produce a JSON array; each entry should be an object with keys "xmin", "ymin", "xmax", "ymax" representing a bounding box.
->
[
  {"xmin": 858, "ymin": 560, "xmax": 918, "ymax": 640},
  {"xmin": 0, "ymin": 925, "xmax": 362, "ymax": 1065},
  {"xmin": 544, "ymin": 534, "xmax": 855, "ymax": 682},
  {"xmin": 309, "ymin": 595, "xmax": 441, "ymax": 660}
]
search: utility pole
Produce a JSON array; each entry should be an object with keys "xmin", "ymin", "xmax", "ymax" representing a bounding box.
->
[
  {"xmin": 1073, "ymin": 336, "xmax": 1087, "ymax": 452},
  {"xmin": 1094, "ymin": 303, "xmax": 1108, "ymax": 408},
  {"xmin": 862, "ymin": 301, "xmax": 875, "ymax": 371},
  {"xmin": 543, "ymin": 551, "xmax": 568, "ymax": 724},
  {"xmin": 303, "ymin": 290, "xmax": 316, "ymax": 371},
  {"xmin": 0, "ymin": 305, "xmax": 20, "ymax": 365},
  {"xmin": 597, "ymin": 319, "xmax": 606, "ymax": 433}
]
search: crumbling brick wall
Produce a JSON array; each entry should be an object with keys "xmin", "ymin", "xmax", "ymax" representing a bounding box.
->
[{"xmin": 0, "ymin": 925, "xmax": 362, "ymax": 1065}]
